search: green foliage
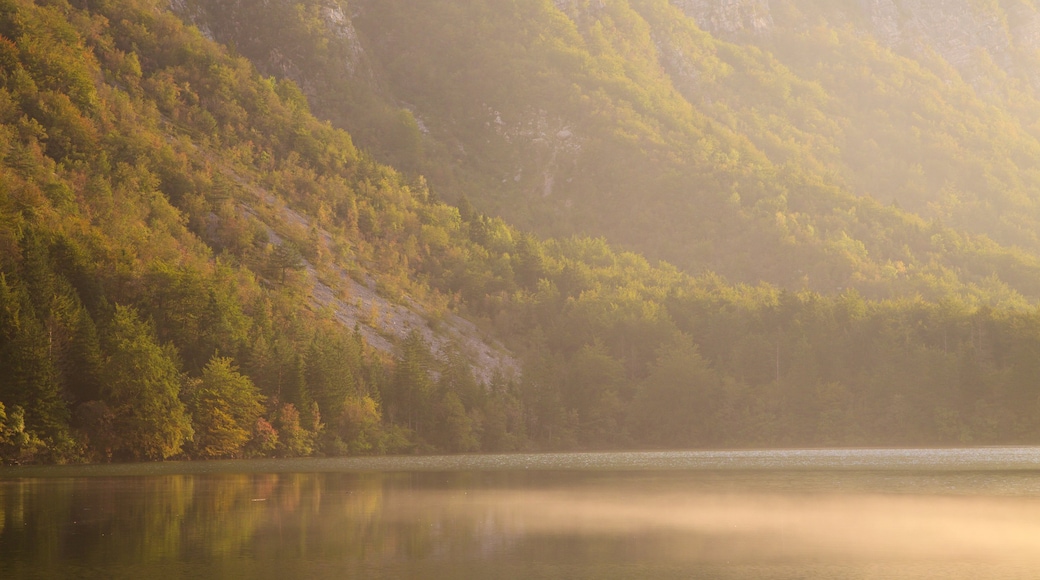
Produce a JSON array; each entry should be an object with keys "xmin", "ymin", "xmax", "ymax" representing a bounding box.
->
[
  {"xmin": 333, "ymin": 394, "xmax": 382, "ymax": 455},
  {"xmin": 180, "ymin": 0, "xmax": 1040, "ymax": 308},
  {"xmin": 430, "ymin": 390, "xmax": 478, "ymax": 453},
  {"xmin": 629, "ymin": 336, "xmax": 720, "ymax": 448},
  {"xmin": 0, "ymin": 401, "xmax": 45, "ymax": 463},
  {"xmin": 387, "ymin": 330, "xmax": 435, "ymax": 437},
  {"xmin": 187, "ymin": 356, "xmax": 264, "ymax": 459},
  {"xmin": 102, "ymin": 305, "xmax": 193, "ymax": 461},
  {"xmin": 269, "ymin": 402, "xmax": 314, "ymax": 458},
  {"xmin": 270, "ymin": 241, "xmax": 305, "ymax": 284},
  {"xmin": 8, "ymin": 0, "xmax": 1040, "ymax": 464}
]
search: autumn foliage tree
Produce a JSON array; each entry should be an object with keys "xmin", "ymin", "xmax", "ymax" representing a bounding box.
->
[
  {"xmin": 101, "ymin": 306, "xmax": 193, "ymax": 461},
  {"xmin": 186, "ymin": 356, "xmax": 265, "ymax": 459}
]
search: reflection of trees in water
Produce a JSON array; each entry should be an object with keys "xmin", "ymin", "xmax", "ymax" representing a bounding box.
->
[
  {"xmin": 0, "ymin": 472, "xmax": 527, "ymax": 576},
  {"xmin": 9, "ymin": 470, "xmax": 1040, "ymax": 577}
]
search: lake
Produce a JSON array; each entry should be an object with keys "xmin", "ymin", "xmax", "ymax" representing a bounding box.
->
[{"xmin": 3, "ymin": 448, "xmax": 1040, "ymax": 579}]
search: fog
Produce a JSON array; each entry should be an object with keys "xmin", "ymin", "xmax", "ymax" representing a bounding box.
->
[
  {"xmin": 6, "ymin": 454, "xmax": 1040, "ymax": 578},
  {"xmin": 442, "ymin": 490, "xmax": 1040, "ymax": 561}
]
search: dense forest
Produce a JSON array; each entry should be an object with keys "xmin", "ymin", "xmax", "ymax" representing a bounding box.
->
[
  {"xmin": 3, "ymin": 0, "xmax": 1040, "ymax": 464},
  {"xmin": 176, "ymin": 0, "xmax": 1040, "ymax": 303}
]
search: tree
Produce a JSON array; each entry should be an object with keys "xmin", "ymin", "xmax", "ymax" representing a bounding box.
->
[
  {"xmin": 101, "ymin": 305, "xmax": 192, "ymax": 461},
  {"xmin": 0, "ymin": 274, "xmax": 69, "ymax": 449},
  {"xmin": 334, "ymin": 394, "xmax": 382, "ymax": 454},
  {"xmin": 271, "ymin": 241, "xmax": 305, "ymax": 283},
  {"xmin": 270, "ymin": 401, "xmax": 313, "ymax": 457},
  {"xmin": 565, "ymin": 342, "xmax": 625, "ymax": 446},
  {"xmin": 187, "ymin": 356, "xmax": 265, "ymax": 459},
  {"xmin": 512, "ymin": 232, "xmax": 545, "ymax": 290},
  {"xmin": 143, "ymin": 261, "xmax": 250, "ymax": 373},
  {"xmin": 430, "ymin": 390, "xmax": 478, "ymax": 452},
  {"xmin": 0, "ymin": 401, "xmax": 45, "ymax": 464},
  {"xmin": 387, "ymin": 330, "xmax": 435, "ymax": 435},
  {"xmin": 65, "ymin": 306, "xmax": 103, "ymax": 404},
  {"xmin": 629, "ymin": 335, "xmax": 720, "ymax": 448},
  {"xmin": 304, "ymin": 328, "xmax": 361, "ymax": 423}
]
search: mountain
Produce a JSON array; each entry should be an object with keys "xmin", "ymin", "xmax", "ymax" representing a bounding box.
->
[
  {"xmin": 172, "ymin": 0, "xmax": 1040, "ymax": 304},
  {"xmin": 0, "ymin": 0, "xmax": 523, "ymax": 461},
  {"xmin": 4, "ymin": 0, "xmax": 1040, "ymax": 464}
]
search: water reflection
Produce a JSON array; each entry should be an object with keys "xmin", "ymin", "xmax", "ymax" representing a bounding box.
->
[{"xmin": 2, "ymin": 463, "xmax": 1040, "ymax": 578}]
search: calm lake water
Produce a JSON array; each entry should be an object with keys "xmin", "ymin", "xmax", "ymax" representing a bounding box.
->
[{"xmin": 4, "ymin": 448, "xmax": 1040, "ymax": 579}]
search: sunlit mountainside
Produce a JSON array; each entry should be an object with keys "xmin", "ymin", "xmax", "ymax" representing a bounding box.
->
[
  {"xmin": 4, "ymin": 0, "xmax": 1040, "ymax": 463},
  {"xmin": 178, "ymin": 0, "xmax": 1040, "ymax": 302}
]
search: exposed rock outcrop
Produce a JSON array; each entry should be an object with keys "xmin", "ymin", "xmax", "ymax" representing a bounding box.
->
[
  {"xmin": 671, "ymin": 0, "xmax": 774, "ymax": 35},
  {"xmin": 317, "ymin": 2, "xmax": 365, "ymax": 77},
  {"xmin": 862, "ymin": 0, "xmax": 1014, "ymax": 69},
  {"xmin": 854, "ymin": 0, "xmax": 1040, "ymax": 91},
  {"xmin": 234, "ymin": 163, "xmax": 521, "ymax": 386},
  {"xmin": 675, "ymin": 0, "xmax": 1040, "ymax": 87},
  {"xmin": 168, "ymin": 0, "xmax": 367, "ymax": 98},
  {"xmin": 484, "ymin": 106, "xmax": 583, "ymax": 200}
]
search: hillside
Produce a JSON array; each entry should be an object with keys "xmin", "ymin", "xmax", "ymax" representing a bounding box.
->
[
  {"xmin": 172, "ymin": 0, "xmax": 1040, "ymax": 304},
  {"xmin": 5, "ymin": 0, "xmax": 1040, "ymax": 464}
]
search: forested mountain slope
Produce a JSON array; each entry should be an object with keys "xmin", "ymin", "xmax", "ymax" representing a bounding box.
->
[
  {"xmin": 174, "ymin": 0, "xmax": 1040, "ymax": 304},
  {"xmin": 5, "ymin": 0, "xmax": 1040, "ymax": 464}
]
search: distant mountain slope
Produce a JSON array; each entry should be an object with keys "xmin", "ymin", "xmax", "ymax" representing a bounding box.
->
[{"xmin": 173, "ymin": 0, "xmax": 1040, "ymax": 303}]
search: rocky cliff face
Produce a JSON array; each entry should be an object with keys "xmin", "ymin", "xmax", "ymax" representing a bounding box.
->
[
  {"xmin": 673, "ymin": 0, "xmax": 1040, "ymax": 86},
  {"xmin": 315, "ymin": 2, "xmax": 365, "ymax": 76},
  {"xmin": 168, "ymin": 0, "xmax": 366, "ymax": 96},
  {"xmin": 671, "ymin": 0, "xmax": 774, "ymax": 35},
  {"xmin": 860, "ymin": 0, "xmax": 1040, "ymax": 89},
  {"xmin": 863, "ymin": 0, "xmax": 1014, "ymax": 68}
]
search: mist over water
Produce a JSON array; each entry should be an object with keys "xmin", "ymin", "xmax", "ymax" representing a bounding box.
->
[
  {"xmin": 3, "ymin": 449, "xmax": 1040, "ymax": 579},
  {"xmin": 444, "ymin": 488, "xmax": 1040, "ymax": 561}
]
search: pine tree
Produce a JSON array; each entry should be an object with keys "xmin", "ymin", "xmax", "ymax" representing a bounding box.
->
[{"xmin": 388, "ymin": 330, "xmax": 435, "ymax": 434}]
